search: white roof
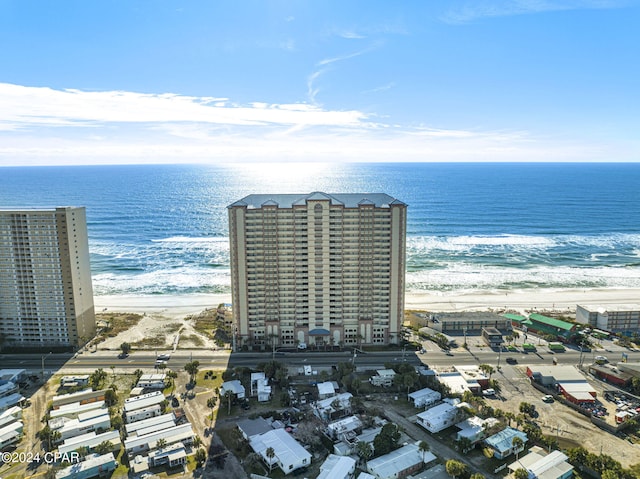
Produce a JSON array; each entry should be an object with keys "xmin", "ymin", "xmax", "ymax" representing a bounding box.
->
[
  {"xmin": 124, "ymin": 423, "xmax": 194, "ymax": 451},
  {"xmin": 56, "ymin": 453, "xmax": 115, "ymax": 479},
  {"xmin": 417, "ymin": 402, "xmax": 458, "ymax": 421},
  {"xmin": 327, "ymin": 415, "xmax": 362, "ymax": 434},
  {"xmin": 317, "ymin": 392, "xmax": 353, "ymax": 411},
  {"xmin": 125, "ymin": 413, "xmax": 175, "ymax": 434},
  {"xmin": 367, "ymin": 443, "xmax": 435, "ymax": 478},
  {"xmin": 0, "ymin": 393, "xmax": 24, "ymax": 409},
  {"xmin": 376, "ymin": 369, "xmax": 397, "ymax": 378},
  {"xmin": 221, "ymin": 380, "xmax": 245, "ymax": 395},
  {"xmin": 317, "ymin": 454, "xmax": 355, "ymax": 479},
  {"xmin": 123, "ymin": 391, "xmax": 165, "ymax": 412},
  {"xmin": 250, "ymin": 428, "xmax": 311, "ymax": 467},
  {"xmin": 59, "ymin": 430, "xmax": 120, "ymax": 455},
  {"xmin": 408, "ymin": 387, "xmax": 441, "ymax": 401},
  {"xmin": 50, "ymin": 400, "xmax": 106, "ymax": 419},
  {"xmin": 509, "ymin": 446, "xmax": 574, "ymax": 479},
  {"xmin": 317, "ymin": 381, "xmax": 336, "ymax": 396},
  {"xmin": 456, "ymin": 416, "xmax": 500, "ymax": 440},
  {"xmin": 58, "ymin": 412, "xmax": 110, "ymax": 435}
]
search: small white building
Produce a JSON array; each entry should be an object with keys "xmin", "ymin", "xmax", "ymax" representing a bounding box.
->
[
  {"xmin": 0, "ymin": 419, "xmax": 23, "ymax": 449},
  {"xmin": 250, "ymin": 372, "xmax": 272, "ymax": 402},
  {"xmin": 407, "ymin": 387, "xmax": 441, "ymax": 408},
  {"xmin": 369, "ymin": 369, "xmax": 396, "ymax": 387},
  {"xmin": 484, "ymin": 427, "xmax": 528, "ymax": 460},
  {"xmin": 220, "ymin": 380, "xmax": 246, "ymax": 399},
  {"xmin": 60, "ymin": 375, "xmax": 90, "ymax": 388},
  {"xmin": 327, "ymin": 415, "xmax": 362, "ymax": 441},
  {"xmin": 317, "ymin": 381, "xmax": 337, "ymax": 400},
  {"xmin": 148, "ymin": 442, "xmax": 187, "ymax": 468},
  {"xmin": 0, "ymin": 381, "xmax": 19, "ymax": 398},
  {"xmin": 455, "ymin": 416, "xmax": 500, "ymax": 444},
  {"xmin": 137, "ymin": 374, "xmax": 167, "ymax": 390},
  {"xmin": 55, "ymin": 410, "xmax": 112, "ymax": 442},
  {"xmin": 508, "ymin": 446, "xmax": 574, "ymax": 479},
  {"xmin": 125, "ymin": 404, "xmax": 162, "ymax": 424},
  {"xmin": 314, "ymin": 392, "xmax": 353, "ymax": 421},
  {"xmin": 249, "ymin": 428, "xmax": 311, "ymax": 475},
  {"xmin": 125, "ymin": 413, "xmax": 176, "ymax": 437},
  {"xmin": 124, "ymin": 423, "xmax": 194, "ymax": 456},
  {"xmin": 123, "ymin": 391, "xmax": 165, "ymax": 413},
  {"xmin": 50, "ymin": 400, "xmax": 106, "ymax": 420},
  {"xmin": 55, "ymin": 453, "xmax": 116, "ymax": 479},
  {"xmin": 0, "ymin": 392, "xmax": 25, "ymax": 412},
  {"xmin": 317, "ymin": 454, "xmax": 356, "ymax": 479},
  {"xmin": 416, "ymin": 399, "xmax": 465, "ymax": 434},
  {"xmin": 58, "ymin": 430, "xmax": 121, "ymax": 455},
  {"xmin": 367, "ymin": 442, "xmax": 436, "ymax": 479},
  {"xmin": 52, "ymin": 389, "xmax": 107, "ymax": 409}
]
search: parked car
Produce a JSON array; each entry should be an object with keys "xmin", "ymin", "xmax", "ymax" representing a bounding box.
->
[
  {"xmin": 542, "ymin": 395, "xmax": 554, "ymax": 403},
  {"xmin": 482, "ymin": 388, "xmax": 496, "ymax": 397},
  {"xmin": 506, "ymin": 357, "xmax": 518, "ymax": 364}
]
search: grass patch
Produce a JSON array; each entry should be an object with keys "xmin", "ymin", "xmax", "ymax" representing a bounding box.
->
[
  {"xmin": 132, "ymin": 335, "xmax": 166, "ymax": 348},
  {"xmin": 165, "ymin": 322, "xmax": 183, "ymax": 334},
  {"xmin": 179, "ymin": 334, "xmax": 205, "ymax": 348}
]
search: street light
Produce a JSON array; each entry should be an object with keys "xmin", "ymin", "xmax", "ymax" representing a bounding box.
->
[{"xmin": 41, "ymin": 351, "xmax": 52, "ymax": 382}]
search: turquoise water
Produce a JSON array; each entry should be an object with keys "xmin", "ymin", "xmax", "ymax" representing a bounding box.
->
[{"xmin": 1, "ymin": 162, "xmax": 639, "ymax": 295}]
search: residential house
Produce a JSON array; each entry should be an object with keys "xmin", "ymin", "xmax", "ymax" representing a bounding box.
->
[
  {"xmin": 250, "ymin": 372, "xmax": 272, "ymax": 402},
  {"xmin": 484, "ymin": 427, "xmax": 528, "ymax": 460},
  {"xmin": 407, "ymin": 388, "xmax": 441, "ymax": 408},
  {"xmin": 327, "ymin": 415, "xmax": 362, "ymax": 442},
  {"xmin": 367, "ymin": 442, "xmax": 436, "ymax": 479},
  {"xmin": 148, "ymin": 442, "xmax": 187, "ymax": 468},
  {"xmin": 124, "ymin": 423, "xmax": 194, "ymax": 457},
  {"xmin": 508, "ymin": 446, "xmax": 574, "ymax": 479},
  {"xmin": 136, "ymin": 374, "xmax": 167, "ymax": 390},
  {"xmin": 220, "ymin": 380, "xmax": 246, "ymax": 400},
  {"xmin": 249, "ymin": 428, "xmax": 311, "ymax": 475},
  {"xmin": 58, "ymin": 430, "xmax": 121, "ymax": 455},
  {"xmin": 123, "ymin": 391, "xmax": 165, "ymax": 413},
  {"xmin": 317, "ymin": 381, "xmax": 337, "ymax": 400},
  {"xmin": 52, "ymin": 389, "xmax": 107, "ymax": 409},
  {"xmin": 416, "ymin": 399, "xmax": 465, "ymax": 434},
  {"xmin": 455, "ymin": 416, "xmax": 501, "ymax": 445},
  {"xmin": 370, "ymin": 369, "xmax": 396, "ymax": 387},
  {"xmin": 55, "ymin": 453, "xmax": 116, "ymax": 479},
  {"xmin": 314, "ymin": 392, "xmax": 353, "ymax": 421},
  {"xmin": 125, "ymin": 404, "xmax": 162, "ymax": 424},
  {"xmin": 317, "ymin": 454, "xmax": 356, "ymax": 479}
]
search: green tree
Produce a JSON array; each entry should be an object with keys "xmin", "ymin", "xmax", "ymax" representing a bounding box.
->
[
  {"xmin": 479, "ymin": 364, "xmax": 495, "ymax": 379},
  {"xmin": 225, "ymin": 389, "xmax": 234, "ymax": 414},
  {"xmin": 514, "ymin": 468, "xmax": 529, "ymax": 479},
  {"xmin": 119, "ymin": 342, "xmax": 131, "ymax": 356},
  {"xmin": 355, "ymin": 441, "xmax": 373, "ymax": 467},
  {"xmin": 156, "ymin": 438, "xmax": 167, "ymax": 449},
  {"xmin": 133, "ymin": 369, "xmax": 144, "ymax": 382},
  {"xmin": 194, "ymin": 448, "xmax": 206, "ymax": 466},
  {"xmin": 265, "ymin": 446, "xmax": 276, "ymax": 475},
  {"xmin": 512, "ymin": 436, "xmax": 525, "ymax": 461},
  {"xmin": 104, "ymin": 388, "xmax": 118, "ymax": 407},
  {"xmin": 418, "ymin": 440, "xmax": 430, "ymax": 462},
  {"xmin": 89, "ymin": 368, "xmax": 107, "ymax": 389},
  {"xmin": 184, "ymin": 360, "xmax": 200, "ymax": 384},
  {"xmin": 94, "ymin": 440, "xmax": 112, "ymax": 455},
  {"xmin": 445, "ymin": 459, "xmax": 468, "ymax": 479},
  {"xmin": 403, "ymin": 372, "xmax": 416, "ymax": 395},
  {"xmin": 207, "ymin": 396, "xmax": 218, "ymax": 422},
  {"xmin": 373, "ymin": 423, "xmax": 401, "ymax": 457},
  {"xmin": 457, "ymin": 436, "xmax": 473, "ymax": 454},
  {"xmin": 470, "ymin": 474, "xmax": 486, "ymax": 479}
]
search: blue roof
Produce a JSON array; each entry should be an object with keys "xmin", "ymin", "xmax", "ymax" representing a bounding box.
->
[{"xmin": 485, "ymin": 427, "xmax": 527, "ymax": 453}]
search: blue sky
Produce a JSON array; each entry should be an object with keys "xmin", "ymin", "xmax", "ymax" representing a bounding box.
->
[{"xmin": 1, "ymin": 0, "xmax": 639, "ymax": 166}]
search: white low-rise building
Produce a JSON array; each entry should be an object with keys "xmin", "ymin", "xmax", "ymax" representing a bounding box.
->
[
  {"xmin": 136, "ymin": 374, "xmax": 167, "ymax": 390},
  {"xmin": 314, "ymin": 392, "xmax": 352, "ymax": 421},
  {"xmin": 123, "ymin": 391, "xmax": 165, "ymax": 413},
  {"xmin": 327, "ymin": 415, "xmax": 362, "ymax": 441},
  {"xmin": 60, "ymin": 375, "xmax": 90, "ymax": 388},
  {"xmin": 125, "ymin": 413, "xmax": 176, "ymax": 437},
  {"xmin": 508, "ymin": 446, "xmax": 574, "ymax": 479},
  {"xmin": 250, "ymin": 372, "xmax": 272, "ymax": 402},
  {"xmin": 369, "ymin": 369, "xmax": 396, "ymax": 387},
  {"xmin": 124, "ymin": 423, "xmax": 194, "ymax": 456},
  {"xmin": 408, "ymin": 387, "xmax": 441, "ymax": 408},
  {"xmin": 416, "ymin": 399, "xmax": 465, "ymax": 434},
  {"xmin": 455, "ymin": 416, "xmax": 500, "ymax": 444},
  {"xmin": 0, "ymin": 419, "xmax": 23, "ymax": 449},
  {"xmin": 317, "ymin": 381, "xmax": 337, "ymax": 400},
  {"xmin": 220, "ymin": 380, "xmax": 246, "ymax": 399},
  {"xmin": 55, "ymin": 410, "xmax": 112, "ymax": 442},
  {"xmin": 367, "ymin": 442, "xmax": 436, "ymax": 479},
  {"xmin": 317, "ymin": 454, "xmax": 356, "ymax": 479},
  {"xmin": 148, "ymin": 442, "xmax": 187, "ymax": 468},
  {"xmin": 58, "ymin": 430, "xmax": 121, "ymax": 455},
  {"xmin": 55, "ymin": 453, "xmax": 116, "ymax": 479},
  {"xmin": 249, "ymin": 428, "xmax": 311, "ymax": 475},
  {"xmin": 125, "ymin": 404, "xmax": 162, "ymax": 424},
  {"xmin": 50, "ymin": 400, "xmax": 106, "ymax": 420}
]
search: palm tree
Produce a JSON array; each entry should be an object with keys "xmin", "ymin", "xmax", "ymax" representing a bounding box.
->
[
  {"xmin": 418, "ymin": 440, "xmax": 430, "ymax": 462},
  {"xmin": 512, "ymin": 436, "xmax": 524, "ymax": 461},
  {"xmin": 156, "ymin": 438, "xmax": 167, "ymax": 450},
  {"xmin": 207, "ymin": 396, "xmax": 217, "ymax": 422},
  {"xmin": 265, "ymin": 446, "xmax": 276, "ymax": 475},
  {"xmin": 355, "ymin": 441, "xmax": 373, "ymax": 468},
  {"xmin": 225, "ymin": 390, "xmax": 234, "ymax": 415},
  {"xmin": 403, "ymin": 373, "xmax": 416, "ymax": 395},
  {"xmin": 479, "ymin": 363, "xmax": 495, "ymax": 380},
  {"xmin": 445, "ymin": 459, "xmax": 467, "ymax": 479},
  {"xmin": 514, "ymin": 468, "xmax": 528, "ymax": 479}
]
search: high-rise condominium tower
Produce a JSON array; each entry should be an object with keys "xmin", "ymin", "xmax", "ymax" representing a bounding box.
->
[
  {"xmin": 0, "ymin": 207, "xmax": 95, "ymax": 348},
  {"xmin": 228, "ymin": 192, "xmax": 406, "ymax": 350}
]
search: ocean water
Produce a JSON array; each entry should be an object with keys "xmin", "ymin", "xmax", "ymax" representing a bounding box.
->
[{"xmin": 1, "ymin": 162, "xmax": 640, "ymax": 296}]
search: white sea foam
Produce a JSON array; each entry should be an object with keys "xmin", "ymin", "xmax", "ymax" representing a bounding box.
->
[{"xmin": 151, "ymin": 236, "xmax": 228, "ymax": 243}]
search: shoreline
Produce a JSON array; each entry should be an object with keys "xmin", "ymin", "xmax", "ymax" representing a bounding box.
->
[{"xmin": 93, "ymin": 287, "xmax": 640, "ymax": 319}]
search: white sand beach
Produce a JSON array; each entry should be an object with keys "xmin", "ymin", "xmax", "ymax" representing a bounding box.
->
[{"xmin": 93, "ymin": 287, "xmax": 640, "ymax": 319}]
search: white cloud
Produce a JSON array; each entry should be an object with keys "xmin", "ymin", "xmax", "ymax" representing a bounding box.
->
[
  {"xmin": 441, "ymin": 0, "xmax": 627, "ymax": 24},
  {"xmin": 0, "ymin": 82, "xmax": 636, "ymax": 166}
]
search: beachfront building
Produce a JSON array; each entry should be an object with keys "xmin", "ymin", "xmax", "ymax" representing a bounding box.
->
[
  {"xmin": 0, "ymin": 207, "xmax": 95, "ymax": 349},
  {"xmin": 427, "ymin": 312, "xmax": 512, "ymax": 335},
  {"xmin": 576, "ymin": 304, "xmax": 640, "ymax": 335},
  {"xmin": 522, "ymin": 314, "xmax": 578, "ymax": 343},
  {"xmin": 228, "ymin": 192, "xmax": 407, "ymax": 349}
]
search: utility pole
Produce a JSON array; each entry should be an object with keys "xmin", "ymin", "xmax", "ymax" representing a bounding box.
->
[{"xmin": 41, "ymin": 352, "xmax": 52, "ymax": 382}]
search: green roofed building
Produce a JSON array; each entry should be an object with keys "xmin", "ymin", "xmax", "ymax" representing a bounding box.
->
[{"xmin": 522, "ymin": 314, "xmax": 577, "ymax": 342}]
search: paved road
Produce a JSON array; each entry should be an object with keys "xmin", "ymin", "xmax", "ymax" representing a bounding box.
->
[{"xmin": 4, "ymin": 345, "xmax": 640, "ymax": 376}]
